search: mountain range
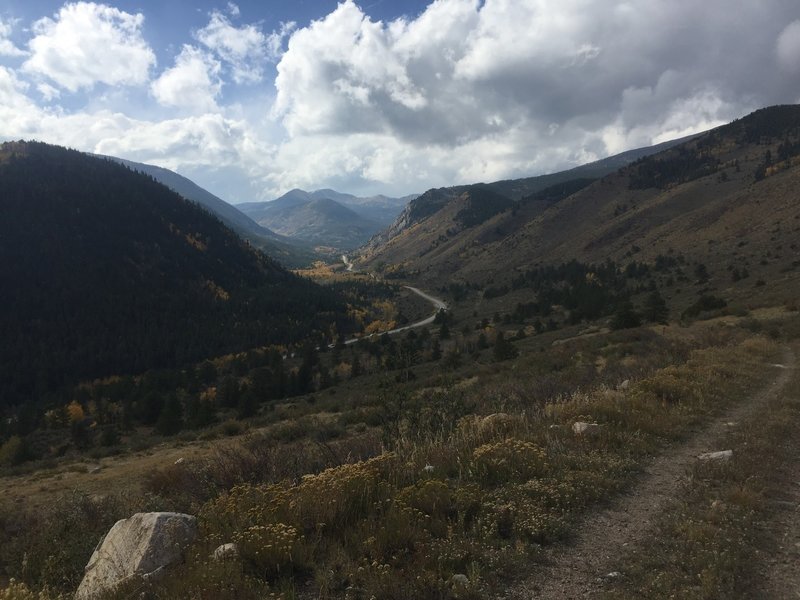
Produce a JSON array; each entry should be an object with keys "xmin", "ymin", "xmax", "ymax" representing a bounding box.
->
[
  {"xmin": 238, "ymin": 189, "xmax": 415, "ymax": 250},
  {"xmin": 361, "ymin": 134, "xmax": 696, "ymax": 255},
  {"xmin": 357, "ymin": 106, "xmax": 800, "ymax": 308}
]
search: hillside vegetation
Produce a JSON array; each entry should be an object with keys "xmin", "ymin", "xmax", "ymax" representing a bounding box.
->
[{"xmin": 359, "ymin": 106, "xmax": 800, "ymax": 311}]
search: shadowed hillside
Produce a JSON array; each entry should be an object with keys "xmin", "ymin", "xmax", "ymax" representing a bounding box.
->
[
  {"xmin": 0, "ymin": 142, "xmax": 352, "ymax": 409},
  {"xmin": 103, "ymin": 156, "xmax": 318, "ymax": 268}
]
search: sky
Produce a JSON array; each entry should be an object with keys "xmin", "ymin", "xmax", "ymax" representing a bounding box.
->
[{"xmin": 1, "ymin": 1, "xmax": 799, "ymax": 203}]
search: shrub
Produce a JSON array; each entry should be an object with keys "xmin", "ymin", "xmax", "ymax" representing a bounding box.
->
[
  {"xmin": 233, "ymin": 522, "xmax": 304, "ymax": 578},
  {"xmin": 397, "ymin": 479, "xmax": 454, "ymax": 520},
  {"xmin": 0, "ymin": 580, "xmax": 68, "ymax": 600},
  {"xmin": 216, "ymin": 418, "xmax": 247, "ymax": 437},
  {"xmin": 471, "ymin": 438, "xmax": 548, "ymax": 485},
  {"xmin": 634, "ymin": 368, "xmax": 699, "ymax": 405},
  {"xmin": 0, "ymin": 436, "xmax": 28, "ymax": 467},
  {"xmin": 682, "ymin": 295, "xmax": 727, "ymax": 319}
]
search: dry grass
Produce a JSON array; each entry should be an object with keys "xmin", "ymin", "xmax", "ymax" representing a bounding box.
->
[
  {"xmin": 138, "ymin": 331, "xmax": 780, "ymax": 599},
  {"xmin": 0, "ymin": 319, "xmax": 787, "ymax": 599}
]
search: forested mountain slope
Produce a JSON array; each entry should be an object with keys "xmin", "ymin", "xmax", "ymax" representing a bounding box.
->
[
  {"xmin": 0, "ymin": 142, "xmax": 351, "ymax": 409},
  {"xmin": 104, "ymin": 156, "xmax": 317, "ymax": 267}
]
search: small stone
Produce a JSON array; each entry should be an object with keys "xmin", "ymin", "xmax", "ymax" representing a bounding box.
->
[
  {"xmin": 605, "ymin": 571, "xmax": 622, "ymax": 579},
  {"xmin": 212, "ymin": 543, "xmax": 239, "ymax": 562},
  {"xmin": 617, "ymin": 379, "xmax": 630, "ymax": 390},
  {"xmin": 697, "ymin": 450, "xmax": 733, "ymax": 462},
  {"xmin": 452, "ymin": 574, "xmax": 469, "ymax": 586},
  {"xmin": 572, "ymin": 421, "xmax": 601, "ymax": 436}
]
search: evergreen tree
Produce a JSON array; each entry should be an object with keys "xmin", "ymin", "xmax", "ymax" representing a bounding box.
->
[
  {"xmin": 493, "ymin": 331, "xmax": 519, "ymax": 361},
  {"xmin": 351, "ymin": 353, "xmax": 362, "ymax": 379},
  {"xmin": 236, "ymin": 387, "xmax": 258, "ymax": 419},
  {"xmin": 217, "ymin": 375, "xmax": 241, "ymax": 408},
  {"xmin": 610, "ymin": 300, "xmax": 642, "ymax": 330},
  {"xmin": 431, "ymin": 339, "xmax": 442, "ymax": 361},
  {"xmin": 643, "ymin": 290, "xmax": 669, "ymax": 324},
  {"xmin": 185, "ymin": 395, "xmax": 217, "ymax": 429},
  {"xmin": 477, "ymin": 332, "xmax": 489, "ymax": 349},
  {"xmin": 155, "ymin": 394, "xmax": 183, "ymax": 436},
  {"xmin": 694, "ymin": 263, "xmax": 710, "ymax": 283}
]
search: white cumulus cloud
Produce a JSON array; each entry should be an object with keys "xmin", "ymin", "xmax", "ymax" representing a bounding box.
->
[
  {"xmin": 0, "ymin": 17, "xmax": 26, "ymax": 57},
  {"xmin": 195, "ymin": 10, "xmax": 292, "ymax": 84},
  {"xmin": 22, "ymin": 2, "xmax": 155, "ymax": 92},
  {"xmin": 151, "ymin": 45, "xmax": 222, "ymax": 113},
  {"xmin": 777, "ymin": 20, "xmax": 800, "ymax": 73},
  {"xmin": 268, "ymin": 0, "xmax": 800, "ymax": 194},
  {"xmin": 2, "ymin": 0, "xmax": 799, "ymax": 200}
]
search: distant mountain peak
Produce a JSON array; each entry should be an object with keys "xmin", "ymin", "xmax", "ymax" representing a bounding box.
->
[{"xmin": 238, "ymin": 187, "xmax": 417, "ymax": 250}]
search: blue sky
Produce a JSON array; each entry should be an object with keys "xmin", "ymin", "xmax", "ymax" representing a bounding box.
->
[{"xmin": 1, "ymin": 1, "xmax": 799, "ymax": 202}]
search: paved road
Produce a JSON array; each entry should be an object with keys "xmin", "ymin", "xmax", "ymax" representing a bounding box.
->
[
  {"xmin": 339, "ymin": 285, "xmax": 448, "ymax": 346},
  {"xmin": 341, "ymin": 254, "xmax": 355, "ymax": 272}
]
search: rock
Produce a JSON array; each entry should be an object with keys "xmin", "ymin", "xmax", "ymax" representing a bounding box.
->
[
  {"xmin": 75, "ymin": 512, "xmax": 197, "ymax": 600},
  {"xmin": 572, "ymin": 421, "xmax": 601, "ymax": 436},
  {"xmin": 617, "ymin": 379, "xmax": 630, "ymax": 390},
  {"xmin": 697, "ymin": 450, "xmax": 733, "ymax": 462},
  {"xmin": 212, "ymin": 543, "xmax": 239, "ymax": 562},
  {"xmin": 478, "ymin": 412, "xmax": 516, "ymax": 436},
  {"xmin": 452, "ymin": 574, "xmax": 469, "ymax": 586}
]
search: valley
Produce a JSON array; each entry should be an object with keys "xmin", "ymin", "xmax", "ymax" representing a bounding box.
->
[{"xmin": 1, "ymin": 106, "xmax": 800, "ymax": 600}]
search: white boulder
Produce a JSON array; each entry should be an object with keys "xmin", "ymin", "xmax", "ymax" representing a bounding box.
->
[{"xmin": 75, "ymin": 512, "xmax": 197, "ymax": 599}]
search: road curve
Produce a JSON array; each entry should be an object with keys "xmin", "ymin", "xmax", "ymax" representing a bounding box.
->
[
  {"xmin": 341, "ymin": 254, "xmax": 356, "ymax": 272},
  {"xmin": 340, "ymin": 285, "xmax": 448, "ymax": 346}
]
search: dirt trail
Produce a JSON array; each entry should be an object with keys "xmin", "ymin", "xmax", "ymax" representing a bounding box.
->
[
  {"xmin": 504, "ymin": 346, "xmax": 796, "ymax": 600},
  {"xmin": 760, "ymin": 356, "xmax": 800, "ymax": 600}
]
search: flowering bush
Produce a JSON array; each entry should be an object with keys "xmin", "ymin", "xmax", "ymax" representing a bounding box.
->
[{"xmin": 471, "ymin": 438, "xmax": 548, "ymax": 485}]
